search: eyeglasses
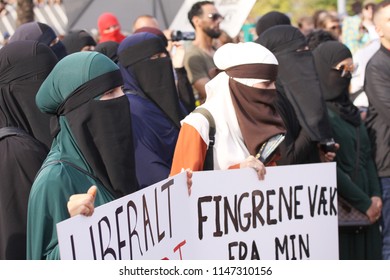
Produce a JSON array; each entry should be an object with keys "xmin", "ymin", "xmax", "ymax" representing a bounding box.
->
[
  {"xmin": 207, "ymin": 13, "xmax": 224, "ymax": 22},
  {"xmin": 334, "ymin": 63, "xmax": 358, "ymax": 77}
]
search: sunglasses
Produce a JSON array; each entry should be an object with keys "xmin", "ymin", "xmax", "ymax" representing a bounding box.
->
[
  {"xmin": 207, "ymin": 13, "xmax": 224, "ymax": 21},
  {"xmin": 334, "ymin": 63, "xmax": 358, "ymax": 77}
]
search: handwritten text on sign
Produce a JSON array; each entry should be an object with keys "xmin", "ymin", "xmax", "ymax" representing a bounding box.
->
[{"xmin": 57, "ymin": 162, "xmax": 338, "ymax": 260}]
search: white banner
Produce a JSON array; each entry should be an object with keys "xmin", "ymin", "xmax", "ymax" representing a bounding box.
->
[
  {"xmin": 57, "ymin": 162, "xmax": 338, "ymax": 260},
  {"xmin": 169, "ymin": 0, "xmax": 257, "ymax": 38}
]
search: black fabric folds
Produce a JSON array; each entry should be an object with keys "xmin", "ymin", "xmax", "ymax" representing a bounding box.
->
[
  {"xmin": 258, "ymin": 25, "xmax": 333, "ymax": 141},
  {"xmin": 0, "ymin": 40, "xmax": 53, "ymax": 259},
  {"xmin": 54, "ymin": 69, "xmax": 138, "ymax": 197},
  {"xmin": 255, "ymin": 11, "xmax": 291, "ymax": 36},
  {"xmin": 118, "ymin": 35, "xmax": 185, "ymax": 128},
  {"xmin": 0, "ymin": 41, "xmax": 57, "ymax": 148},
  {"xmin": 312, "ymin": 41, "xmax": 361, "ymax": 127},
  {"xmin": 131, "ymin": 56, "xmax": 184, "ymax": 128},
  {"xmin": 56, "ymin": 70, "xmax": 123, "ymax": 115},
  {"xmin": 95, "ymin": 41, "xmax": 119, "ymax": 63},
  {"xmin": 66, "ymin": 95, "xmax": 138, "ymax": 198},
  {"xmin": 51, "ymin": 70, "xmax": 123, "ymax": 138},
  {"xmin": 118, "ymin": 36, "xmax": 166, "ymax": 67},
  {"xmin": 62, "ymin": 30, "xmax": 96, "ymax": 54}
]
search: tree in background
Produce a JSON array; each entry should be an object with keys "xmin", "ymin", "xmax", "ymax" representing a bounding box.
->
[
  {"xmin": 250, "ymin": 0, "xmax": 338, "ymax": 24},
  {"xmin": 16, "ymin": 0, "xmax": 34, "ymax": 27}
]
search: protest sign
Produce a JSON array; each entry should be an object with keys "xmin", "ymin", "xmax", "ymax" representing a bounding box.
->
[
  {"xmin": 57, "ymin": 173, "xmax": 189, "ymax": 260},
  {"xmin": 184, "ymin": 163, "xmax": 338, "ymax": 260},
  {"xmin": 57, "ymin": 162, "xmax": 338, "ymax": 260}
]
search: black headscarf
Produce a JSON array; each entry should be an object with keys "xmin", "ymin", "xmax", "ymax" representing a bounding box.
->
[
  {"xmin": 133, "ymin": 26, "xmax": 168, "ymax": 47},
  {"xmin": 0, "ymin": 40, "xmax": 58, "ymax": 148},
  {"xmin": 0, "ymin": 40, "xmax": 53, "ymax": 259},
  {"xmin": 61, "ymin": 30, "xmax": 96, "ymax": 54},
  {"xmin": 95, "ymin": 41, "xmax": 119, "ymax": 63},
  {"xmin": 255, "ymin": 11, "xmax": 291, "ymax": 36},
  {"xmin": 118, "ymin": 32, "xmax": 184, "ymax": 128},
  {"xmin": 257, "ymin": 25, "xmax": 333, "ymax": 141},
  {"xmin": 312, "ymin": 41, "xmax": 361, "ymax": 127},
  {"xmin": 9, "ymin": 21, "xmax": 67, "ymax": 60},
  {"xmin": 0, "ymin": 127, "xmax": 48, "ymax": 260}
]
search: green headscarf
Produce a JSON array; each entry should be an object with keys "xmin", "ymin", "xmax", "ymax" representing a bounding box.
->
[
  {"xmin": 36, "ymin": 52, "xmax": 120, "ymax": 174},
  {"xmin": 36, "ymin": 51, "xmax": 138, "ymax": 197},
  {"xmin": 37, "ymin": 51, "xmax": 119, "ymax": 112}
]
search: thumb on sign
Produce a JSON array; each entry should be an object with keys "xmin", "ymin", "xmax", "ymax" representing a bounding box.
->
[{"xmin": 67, "ymin": 185, "xmax": 97, "ymax": 217}]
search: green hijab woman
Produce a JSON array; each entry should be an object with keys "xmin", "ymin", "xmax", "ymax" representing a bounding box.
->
[{"xmin": 27, "ymin": 52, "xmax": 138, "ymax": 260}]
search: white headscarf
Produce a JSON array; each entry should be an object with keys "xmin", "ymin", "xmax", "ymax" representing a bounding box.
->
[
  {"xmin": 183, "ymin": 42, "xmax": 279, "ymax": 170},
  {"xmin": 214, "ymin": 42, "xmax": 278, "ymax": 86}
]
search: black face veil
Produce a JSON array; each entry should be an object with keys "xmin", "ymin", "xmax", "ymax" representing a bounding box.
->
[
  {"xmin": 55, "ymin": 70, "xmax": 139, "ymax": 198},
  {"xmin": 118, "ymin": 34, "xmax": 185, "ymax": 129},
  {"xmin": 258, "ymin": 25, "xmax": 333, "ymax": 142},
  {"xmin": 0, "ymin": 40, "xmax": 57, "ymax": 148},
  {"xmin": 313, "ymin": 41, "xmax": 361, "ymax": 127}
]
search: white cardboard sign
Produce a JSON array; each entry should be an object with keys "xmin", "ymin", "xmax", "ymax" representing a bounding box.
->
[{"xmin": 57, "ymin": 162, "xmax": 338, "ymax": 260}]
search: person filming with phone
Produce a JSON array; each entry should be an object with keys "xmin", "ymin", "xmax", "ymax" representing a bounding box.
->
[{"xmin": 184, "ymin": 1, "xmax": 225, "ymax": 105}]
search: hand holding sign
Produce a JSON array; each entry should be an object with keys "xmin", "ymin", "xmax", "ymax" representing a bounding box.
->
[
  {"xmin": 67, "ymin": 185, "xmax": 97, "ymax": 217},
  {"xmin": 57, "ymin": 164, "xmax": 339, "ymax": 260},
  {"xmin": 181, "ymin": 168, "xmax": 193, "ymax": 195},
  {"xmin": 240, "ymin": 155, "xmax": 266, "ymax": 180}
]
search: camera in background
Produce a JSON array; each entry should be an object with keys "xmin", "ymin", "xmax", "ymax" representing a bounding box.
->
[{"xmin": 171, "ymin": 30, "xmax": 196, "ymax": 42}]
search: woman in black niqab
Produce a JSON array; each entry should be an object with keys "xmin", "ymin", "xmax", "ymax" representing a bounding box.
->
[
  {"xmin": 257, "ymin": 25, "xmax": 334, "ymax": 164},
  {"xmin": 312, "ymin": 40, "xmax": 382, "ymax": 261},
  {"xmin": 312, "ymin": 41, "xmax": 361, "ymax": 127},
  {"xmin": 0, "ymin": 40, "xmax": 58, "ymax": 148},
  {"xmin": 258, "ymin": 25, "xmax": 333, "ymax": 141},
  {"xmin": 9, "ymin": 21, "xmax": 67, "ymax": 60},
  {"xmin": 255, "ymin": 11, "xmax": 291, "ymax": 36},
  {"xmin": 0, "ymin": 40, "xmax": 57, "ymax": 260}
]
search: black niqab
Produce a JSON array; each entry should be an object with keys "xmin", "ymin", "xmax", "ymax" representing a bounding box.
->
[
  {"xmin": 0, "ymin": 40, "xmax": 53, "ymax": 259},
  {"xmin": 258, "ymin": 25, "xmax": 333, "ymax": 141},
  {"xmin": 95, "ymin": 41, "xmax": 119, "ymax": 63},
  {"xmin": 118, "ymin": 34, "xmax": 185, "ymax": 128},
  {"xmin": 62, "ymin": 30, "xmax": 96, "ymax": 54},
  {"xmin": 9, "ymin": 21, "xmax": 67, "ymax": 60},
  {"xmin": 56, "ymin": 70, "xmax": 139, "ymax": 198},
  {"xmin": 255, "ymin": 11, "xmax": 291, "ymax": 36},
  {"xmin": 312, "ymin": 41, "xmax": 361, "ymax": 127},
  {"xmin": 0, "ymin": 40, "xmax": 57, "ymax": 148}
]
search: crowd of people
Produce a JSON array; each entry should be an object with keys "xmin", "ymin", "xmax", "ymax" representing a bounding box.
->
[{"xmin": 0, "ymin": 0, "xmax": 389, "ymax": 260}]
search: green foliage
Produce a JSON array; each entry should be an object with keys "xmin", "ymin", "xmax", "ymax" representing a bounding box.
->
[{"xmin": 249, "ymin": 0, "xmax": 339, "ymax": 24}]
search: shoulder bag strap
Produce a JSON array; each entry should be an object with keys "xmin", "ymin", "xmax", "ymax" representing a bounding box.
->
[{"xmin": 193, "ymin": 107, "xmax": 215, "ymax": 170}]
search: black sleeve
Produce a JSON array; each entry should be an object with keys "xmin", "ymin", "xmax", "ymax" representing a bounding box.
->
[
  {"xmin": 274, "ymin": 92, "xmax": 320, "ymax": 165},
  {"xmin": 277, "ymin": 127, "xmax": 319, "ymax": 165},
  {"xmin": 175, "ymin": 67, "xmax": 196, "ymax": 113}
]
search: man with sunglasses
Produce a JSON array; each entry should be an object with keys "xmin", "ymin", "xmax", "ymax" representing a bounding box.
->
[
  {"xmin": 365, "ymin": 0, "xmax": 390, "ymax": 260},
  {"xmin": 184, "ymin": 1, "xmax": 224, "ymax": 105}
]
